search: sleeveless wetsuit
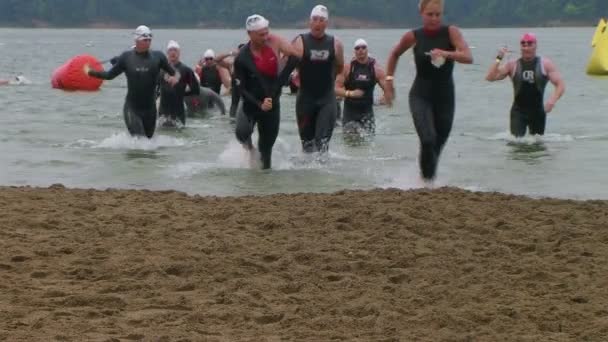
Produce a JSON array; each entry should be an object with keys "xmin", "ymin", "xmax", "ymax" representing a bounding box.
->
[
  {"xmin": 296, "ymin": 33, "xmax": 337, "ymax": 153},
  {"xmin": 510, "ymin": 57, "xmax": 549, "ymax": 137},
  {"xmin": 410, "ymin": 25, "xmax": 455, "ymax": 180},
  {"xmin": 343, "ymin": 58, "xmax": 377, "ymax": 133}
]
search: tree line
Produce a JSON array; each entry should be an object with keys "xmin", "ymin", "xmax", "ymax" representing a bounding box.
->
[{"xmin": 0, "ymin": 0, "xmax": 606, "ymax": 28}]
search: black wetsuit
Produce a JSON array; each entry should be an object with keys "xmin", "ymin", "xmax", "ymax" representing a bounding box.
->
[
  {"xmin": 89, "ymin": 49, "xmax": 175, "ymax": 138},
  {"xmin": 233, "ymin": 44, "xmax": 299, "ymax": 169},
  {"xmin": 296, "ymin": 33, "xmax": 338, "ymax": 153},
  {"xmin": 229, "ymin": 75, "xmax": 241, "ymax": 118},
  {"xmin": 510, "ymin": 57, "xmax": 549, "ymax": 137},
  {"xmin": 199, "ymin": 64, "xmax": 222, "ymax": 95},
  {"xmin": 410, "ymin": 26, "xmax": 455, "ymax": 180},
  {"xmin": 158, "ymin": 62, "xmax": 199, "ymax": 126},
  {"xmin": 343, "ymin": 58, "xmax": 377, "ymax": 133}
]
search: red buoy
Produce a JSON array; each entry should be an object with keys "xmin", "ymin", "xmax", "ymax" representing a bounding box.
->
[{"xmin": 52, "ymin": 54, "xmax": 104, "ymax": 91}]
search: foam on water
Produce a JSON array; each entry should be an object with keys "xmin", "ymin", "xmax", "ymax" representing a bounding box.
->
[
  {"xmin": 70, "ymin": 132, "xmax": 190, "ymax": 150},
  {"xmin": 482, "ymin": 131, "xmax": 575, "ymax": 143},
  {"xmin": 168, "ymin": 161, "xmax": 216, "ymax": 179}
]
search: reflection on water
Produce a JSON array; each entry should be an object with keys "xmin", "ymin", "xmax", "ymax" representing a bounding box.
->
[
  {"xmin": 507, "ymin": 141, "xmax": 550, "ymax": 165},
  {"xmin": 124, "ymin": 150, "xmax": 160, "ymax": 161}
]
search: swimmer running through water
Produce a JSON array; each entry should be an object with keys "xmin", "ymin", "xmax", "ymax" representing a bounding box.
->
[
  {"xmin": 233, "ymin": 14, "xmax": 300, "ymax": 169},
  {"xmin": 385, "ymin": 0, "xmax": 472, "ymax": 182},
  {"xmin": 291, "ymin": 4, "xmax": 345, "ymax": 154},
  {"xmin": 85, "ymin": 25, "xmax": 177, "ymax": 138},
  {"xmin": 485, "ymin": 33, "xmax": 565, "ymax": 137},
  {"xmin": 158, "ymin": 40, "xmax": 200, "ymax": 127}
]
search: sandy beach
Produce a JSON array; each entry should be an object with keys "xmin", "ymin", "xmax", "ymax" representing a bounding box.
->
[{"xmin": 1, "ymin": 185, "xmax": 607, "ymax": 341}]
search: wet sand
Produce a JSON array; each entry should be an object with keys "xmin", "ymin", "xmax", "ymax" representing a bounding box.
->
[{"xmin": 1, "ymin": 185, "xmax": 607, "ymax": 341}]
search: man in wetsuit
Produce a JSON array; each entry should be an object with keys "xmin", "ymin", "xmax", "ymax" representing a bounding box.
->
[
  {"xmin": 195, "ymin": 49, "xmax": 231, "ymax": 95},
  {"xmin": 234, "ymin": 14, "xmax": 300, "ymax": 169},
  {"xmin": 292, "ymin": 4, "xmax": 345, "ymax": 154},
  {"xmin": 335, "ymin": 38, "xmax": 387, "ymax": 135},
  {"xmin": 228, "ymin": 43, "xmax": 246, "ymax": 118},
  {"xmin": 158, "ymin": 40, "xmax": 199, "ymax": 127},
  {"xmin": 485, "ymin": 33, "xmax": 565, "ymax": 137},
  {"xmin": 85, "ymin": 25, "xmax": 177, "ymax": 138}
]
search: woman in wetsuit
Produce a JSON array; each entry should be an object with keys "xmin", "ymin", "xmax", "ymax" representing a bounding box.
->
[{"xmin": 385, "ymin": 0, "xmax": 472, "ymax": 181}]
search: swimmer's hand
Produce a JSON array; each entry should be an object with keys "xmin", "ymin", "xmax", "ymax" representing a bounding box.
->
[
  {"xmin": 384, "ymin": 84, "xmax": 395, "ymax": 107},
  {"xmin": 346, "ymin": 89, "xmax": 364, "ymax": 98},
  {"xmin": 261, "ymin": 97, "xmax": 273, "ymax": 112},
  {"xmin": 83, "ymin": 63, "xmax": 91, "ymax": 75}
]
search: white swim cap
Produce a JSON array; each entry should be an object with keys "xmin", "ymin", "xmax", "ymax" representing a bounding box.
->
[
  {"xmin": 354, "ymin": 39, "xmax": 368, "ymax": 49},
  {"xmin": 310, "ymin": 5, "xmax": 329, "ymax": 20},
  {"xmin": 203, "ymin": 49, "xmax": 215, "ymax": 59},
  {"xmin": 246, "ymin": 14, "xmax": 270, "ymax": 31},
  {"xmin": 166, "ymin": 40, "xmax": 180, "ymax": 51},
  {"xmin": 134, "ymin": 25, "xmax": 152, "ymax": 40}
]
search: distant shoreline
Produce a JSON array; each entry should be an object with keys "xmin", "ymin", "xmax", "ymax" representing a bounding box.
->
[{"xmin": 0, "ymin": 17, "xmax": 597, "ymax": 30}]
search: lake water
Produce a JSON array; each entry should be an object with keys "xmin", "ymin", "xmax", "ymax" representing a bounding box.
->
[{"xmin": 1, "ymin": 27, "xmax": 607, "ymax": 199}]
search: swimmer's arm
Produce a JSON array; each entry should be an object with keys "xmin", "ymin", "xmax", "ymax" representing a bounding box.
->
[
  {"xmin": 215, "ymin": 52, "xmax": 234, "ymax": 69},
  {"xmin": 334, "ymin": 63, "xmax": 350, "ymax": 98},
  {"xmin": 88, "ymin": 52, "xmax": 126, "ymax": 80},
  {"xmin": 485, "ymin": 59, "xmax": 513, "ymax": 82},
  {"xmin": 273, "ymin": 34, "xmax": 302, "ymax": 58},
  {"xmin": 334, "ymin": 39, "xmax": 345, "ymax": 76},
  {"xmin": 159, "ymin": 53, "xmax": 176, "ymax": 76},
  {"xmin": 219, "ymin": 66, "xmax": 232, "ymax": 93},
  {"xmin": 291, "ymin": 35, "xmax": 305, "ymax": 60},
  {"xmin": 185, "ymin": 68, "xmax": 200, "ymax": 96},
  {"xmin": 386, "ymin": 31, "xmax": 415, "ymax": 77},
  {"xmin": 233, "ymin": 58, "xmax": 262, "ymax": 108},
  {"xmin": 446, "ymin": 26, "xmax": 473, "ymax": 64},
  {"xmin": 544, "ymin": 58, "xmax": 565, "ymax": 106},
  {"xmin": 375, "ymin": 64, "xmax": 387, "ymax": 93}
]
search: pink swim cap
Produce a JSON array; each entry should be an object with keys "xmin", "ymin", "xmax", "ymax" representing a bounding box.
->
[{"xmin": 520, "ymin": 32, "xmax": 537, "ymax": 43}]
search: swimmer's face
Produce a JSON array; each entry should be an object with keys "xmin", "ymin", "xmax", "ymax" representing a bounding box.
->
[
  {"xmin": 520, "ymin": 40, "xmax": 537, "ymax": 59},
  {"xmin": 167, "ymin": 48, "xmax": 180, "ymax": 63},
  {"xmin": 135, "ymin": 38, "xmax": 151, "ymax": 51},
  {"xmin": 354, "ymin": 44, "xmax": 368, "ymax": 60},
  {"xmin": 420, "ymin": 2, "xmax": 442, "ymax": 30},
  {"xmin": 248, "ymin": 28, "xmax": 269, "ymax": 46},
  {"xmin": 309, "ymin": 16, "xmax": 328, "ymax": 36}
]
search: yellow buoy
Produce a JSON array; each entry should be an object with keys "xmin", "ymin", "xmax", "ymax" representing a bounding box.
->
[
  {"xmin": 587, "ymin": 18, "xmax": 608, "ymax": 75},
  {"xmin": 591, "ymin": 18, "xmax": 606, "ymax": 47}
]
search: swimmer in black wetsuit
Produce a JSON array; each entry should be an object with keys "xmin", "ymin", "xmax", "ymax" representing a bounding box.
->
[
  {"xmin": 158, "ymin": 40, "xmax": 200, "ymax": 127},
  {"xmin": 195, "ymin": 49, "xmax": 231, "ymax": 96},
  {"xmin": 291, "ymin": 5, "xmax": 345, "ymax": 154},
  {"xmin": 234, "ymin": 14, "xmax": 300, "ymax": 169},
  {"xmin": 86, "ymin": 25, "xmax": 177, "ymax": 138},
  {"xmin": 485, "ymin": 33, "xmax": 565, "ymax": 137},
  {"xmin": 385, "ymin": 0, "xmax": 473, "ymax": 182},
  {"xmin": 335, "ymin": 38, "xmax": 388, "ymax": 136}
]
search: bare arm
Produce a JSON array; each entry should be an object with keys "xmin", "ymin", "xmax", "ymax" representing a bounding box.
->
[
  {"xmin": 375, "ymin": 64, "xmax": 387, "ymax": 93},
  {"xmin": 218, "ymin": 66, "xmax": 232, "ymax": 91},
  {"xmin": 272, "ymin": 34, "xmax": 302, "ymax": 58},
  {"xmin": 544, "ymin": 57, "xmax": 565, "ymax": 111},
  {"xmin": 291, "ymin": 35, "xmax": 304, "ymax": 59},
  {"xmin": 486, "ymin": 59, "xmax": 514, "ymax": 82},
  {"xmin": 334, "ymin": 39, "xmax": 345, "ymax": 76},
  {"xmin": 445, "ymin": 26, "xmax": 473, "ymax": 64},
  {"xmin": 384, "ymin": 31, "xmax": 416, "ymax": 106},
  {"xmin": 334, "ymin": 63, "xmax": 350, "ymax": 98},
  {"xmin": 386, "ymin": 31, "xmax": 415, "ymax": 77}
]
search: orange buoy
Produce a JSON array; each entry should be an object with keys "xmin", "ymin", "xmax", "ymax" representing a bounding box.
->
[{"xmin": 51, "ymin": 54, "xmax": 104, "ymax": 91}]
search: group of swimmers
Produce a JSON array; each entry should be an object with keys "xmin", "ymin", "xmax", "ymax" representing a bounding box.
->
[{"xmin": 84, "ymin": 0, "xmax": 566, "ymax": 182}]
